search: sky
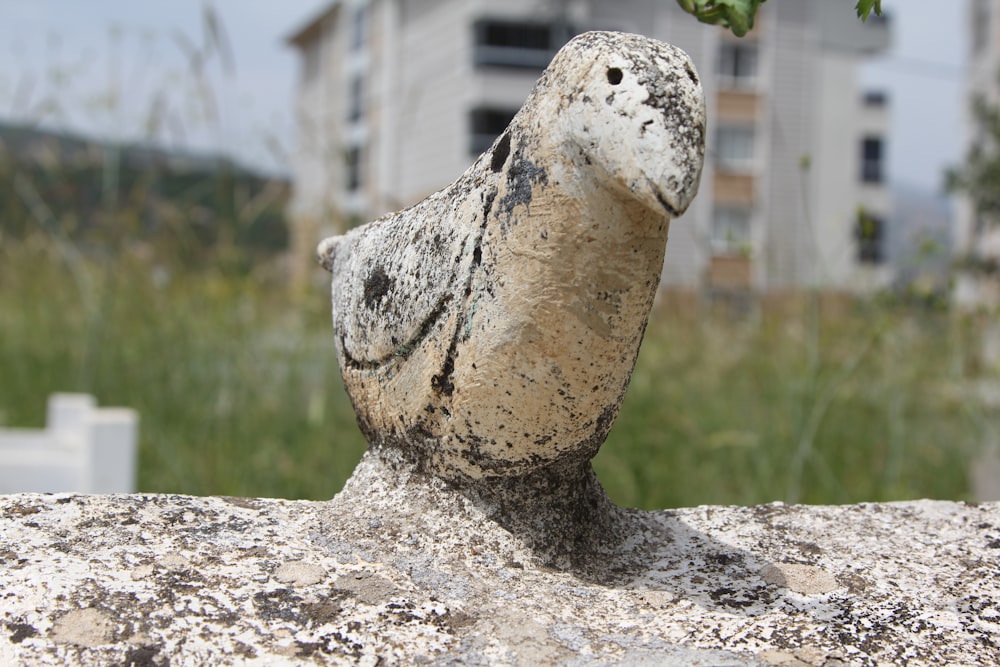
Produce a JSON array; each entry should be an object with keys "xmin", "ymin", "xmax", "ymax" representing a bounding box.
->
[
  {"xmin": 861, "ymin": 0, "xmax": 965, "ymax": 193},
  {"xmin": 0, "ymin": 0, "xmax": 329, "ymax": 174},
  {"xmin": 0, "ymin": 0, "xmax": 967, "ymax": 192}
]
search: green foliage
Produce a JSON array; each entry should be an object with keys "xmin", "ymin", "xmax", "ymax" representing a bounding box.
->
[
  {"xmin": 0, "ymin": 0, "xmax": 968, "ymax": 507},
  {"xmin": 677, "ymin": 0, "xmax": 883, "ymax": 37},
  {"xmin": 675, "ymin": 0, "xmax": 767, "ymax": 37},
  {"xmin": 0, "ymin": 237, "xmax": 365, "ymax": 499},
  {"xmin": 946, "ymin": 95, "xmax": 1000, "ymax": 231},
  {"xmin": 855, "ymin": 0, "xmax": 883, "ymax": 22},
  {"xmin": 0, "ymin": 244, "xmax": 982, "ymax": 504},
  {"xmin": 597, "ymin": 297, "xmax": 980, "ymax": 508},
  {"xmin": 0, "ymin": 124, "xmax": 290, "ymax": 273}
]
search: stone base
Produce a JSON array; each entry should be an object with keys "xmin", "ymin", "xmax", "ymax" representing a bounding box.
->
[{"xmin": 2, "ymin": 458, "xmax": 998, "ymax": 665}]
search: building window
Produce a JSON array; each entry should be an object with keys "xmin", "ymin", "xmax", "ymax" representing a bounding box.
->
[
  {"xmin": 711, "ymin": 207, "xmax": 751, "ymax": 254},
  {"xmin": 472, "ymin": 19, "xmax": 574, "ymax": 69},
  {"xmin": 345, "ymin": 145, "xmax": 363, "ymax": 192},
  {"xmin": 717, "ymin": 42, "xmax": 758, "ymax": 87},
  {"xmin": 350, "ymin": 4, "xmax": 367, "ymax": 53},
  {"xmin": 469, "ymin": 106, "xmax": 518, "ymax": 155},
  {"xmin": 716, "ymin": 126, "xmax": 755, "ymax": 171},
  {"xmin": 856, "ymin": 211, "xmax": 885, "ymax": 264},
  {"xmin": 861, "ymin": 136, "xmax": 884, "ymax": 184},
  {"xmin": 348, "ymin": 74, "xmax": 364, "ymax": 123},
  {"xmin": 862, "ymin": 90, "xmax": 887, "ymax": 107},
  {"xmin": 973, "ymin": 0, "xmax": 990, "ymax": 54}
]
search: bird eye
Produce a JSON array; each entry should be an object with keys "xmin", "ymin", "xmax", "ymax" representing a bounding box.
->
[{"xmin": 606, "ymin": 67, "xmax": 623, "ymax": 85}]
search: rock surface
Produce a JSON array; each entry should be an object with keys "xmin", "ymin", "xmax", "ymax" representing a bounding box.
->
[{"xmin": 2, "ymin": 458, "xmax": 998, "ymax": 666}]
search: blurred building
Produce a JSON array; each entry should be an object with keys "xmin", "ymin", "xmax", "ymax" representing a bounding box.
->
[
  {"xmin": 953, "ymin": 0, "xmax": 1000, "ymax": 308},
  {"xmin": 888, "ymin": 184, "xmax": 953, "ymax": 298},
  {"xmin": 286, "ymin": 0, "xmax": 891, "ymax": 292}
]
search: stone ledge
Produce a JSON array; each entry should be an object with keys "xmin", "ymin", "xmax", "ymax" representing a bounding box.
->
[{"xmin": 1, "ymin": 474, "xmax": 998, "ymax": 665}]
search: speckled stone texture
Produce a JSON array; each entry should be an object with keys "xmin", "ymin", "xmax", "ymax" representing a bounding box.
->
[
  {"xmin": 318, "ymin": 31, "xmax": 705, "ymax": 483},
  {"xmin": 2, "ymin": 458, "xmax": 998, "ymax": 666}
]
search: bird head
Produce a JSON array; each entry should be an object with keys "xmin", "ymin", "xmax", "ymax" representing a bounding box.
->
[{"xmin": 533, "ymin": 31, "xmax": 706, "ymax": 218}]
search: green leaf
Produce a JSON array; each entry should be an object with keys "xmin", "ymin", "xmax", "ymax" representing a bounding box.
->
[
  {"xmin": 675, "ymin": 0, "xmax": 767, "ymax": 38},
  {"xmin": 855, "ymin": 0, "xmax": 883, "ymax": 22},
  {"xmin": 679, "ymin": 0, "xmax": 881, "ymax": 36}
]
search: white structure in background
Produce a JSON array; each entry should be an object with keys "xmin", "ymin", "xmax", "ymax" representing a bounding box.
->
[
  {"xmin": 953, "ymin": 0, "xmax": 1000, "ymax": 309},
  {"xmin": 0, "ymin": 394, "xmax": 138, "ymax": 494},
  {"xmin": 287, "ymin": 0, "xmax": 891, "ymax": 292}
]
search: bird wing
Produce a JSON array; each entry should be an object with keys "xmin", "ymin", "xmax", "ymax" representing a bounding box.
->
[{"xmin": 329, "ymin": 196, "xmax": 475, "ymax": 368}]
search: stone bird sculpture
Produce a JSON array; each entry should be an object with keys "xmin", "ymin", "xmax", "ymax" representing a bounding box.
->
[{"xmin": 319, "ymin": 31, "xmax": 705, "ymax": 486}]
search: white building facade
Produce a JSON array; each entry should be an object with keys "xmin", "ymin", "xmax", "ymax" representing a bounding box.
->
[
  {"xmin": 953, "ymin": 0, "xmax": 1000, "ymax": 308},
  {"xmin": 287, "ymin": 0, "xmax": 891, "ymax": 291}
]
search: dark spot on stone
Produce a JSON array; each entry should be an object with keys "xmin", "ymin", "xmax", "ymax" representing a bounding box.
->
[
  {"xmin": 440, "ymin": 608, "xmax": 478, "ymax": 631},
  {"xmin": 708, "ymin": 586, "xmax": 757, "ymax": 609},
  {"xmin": 685, "ymin": 63, "xmax": 699, "ymax": 85},
  {"xmin": 839, "ymin": 571, "xmax": 868, "ymax": 594},
  {"xmin": 431, "ymin": 352, "xmax": 456, "ymax": 397},
  {"xmin": 595, "ymin": 404, "xmax": 617, "ymax": 436},
  {"xmin": 296, "ymin": 641, "xmax": 323, "ymax": 657},
  {"xmin": 302, "ymin": 594, "xmax": 349, "ymax": 625},
  {"xmin": 314, "ymin": 630, "xmax": 364, "ymax": 659},
  {"xmin": 795, "ymin": 540, "xmax": 823, "ymax": 556},
  {"xmin": 654, "ymin": 189, "xmax": 681, "ymax": 217},
  {"xmin": 363, "ymin": 267, "xmax": 392, "ymax": 310},
  {"xmin": 343, "ymin": 294, "xmax": 452, "ymax": 369},
  {"xmin": 491, "ymin": 132, "xmax": 510, "ymax": 173},
  {"xmin": 706, "ymin": 552, "xmax": 743, "ymax": 567},
  {"xmin": 497, "ymin": 148, "xmax": 548, "ymax": 223},
  {"xmin": 0, "ymin": 550, "xmax": 24, "ymax": 567},
  {"xmin": 482, "ymin": 187, "xmax": 497, "ymax": 224},
  {"xmin": 607, "ymin": 67, "xmax": 623, "ymax": 85},
  {"xmin": 233, "ymin": 641, "xmax": 257, "ymax": 659},
  {"xmin": 118, "ymin": 644, "xmax": 166, "ymax": 667},
  {"xmin": 406, "ymin": 422, "xmax": 435, "ymax": 443},
  {"xmin": 5, "ymin": 504, "xmax": 41, "ymax": 517},
  {"xmin": 253, "ymin": 588, "xmax": 307, "ymax": 624},
  {"xmin": 221, "ymin": 497, "xmax": 263, "ymax": 510},
  {"xmin": 7, "ymin": 621, "xmax": 37, "ymax": 644}
]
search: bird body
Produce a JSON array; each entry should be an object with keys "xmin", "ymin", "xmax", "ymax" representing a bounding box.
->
[{"xmin": 320, "ymin": 31, "xmax": 705, "ymax": 483}]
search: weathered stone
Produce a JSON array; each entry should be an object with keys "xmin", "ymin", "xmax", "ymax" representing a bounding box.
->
[
  {"xmin": 1, "ymin": 480, "xmax": 998, "ymax": 665},
  {"xmin": 0, "ymin": 482, "xmax": 1000, "ymax": 665},
  {"xmin": 318, "ymin": 31, "xmax": 705, "ymax": 484},
  {"xmin": 311, "ymin": 34, "xmax": 713, "ymax": 620}
]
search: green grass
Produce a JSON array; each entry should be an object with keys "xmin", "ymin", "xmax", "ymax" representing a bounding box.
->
[
  {"xmin": 598, "ymin": 296, "xmax": 984, "ymax": 507},
  {"xmin": 0, "ymin": 237, "xmax": 989, "ymax": 506},
  {"xmin": 0, "ymin": 236, "xmax": 366, "ymax": 499}
]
